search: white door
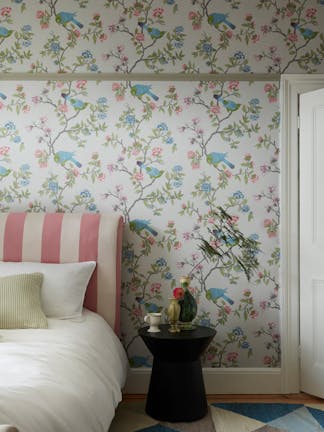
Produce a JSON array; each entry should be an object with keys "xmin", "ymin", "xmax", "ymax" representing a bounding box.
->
[{"xmin": 300, "ymin": 88, "xmax": 324, "ymax": 398}]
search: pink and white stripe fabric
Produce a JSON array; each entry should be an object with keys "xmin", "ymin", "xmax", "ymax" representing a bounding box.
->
[{"xmin": 0, "ymin": 212, "xmax": 123, "ymax": 335}]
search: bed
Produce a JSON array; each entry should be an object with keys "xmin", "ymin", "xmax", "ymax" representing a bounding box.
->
[{"xmin": 0, "ymin": 212, "xmax": 128, "ymax": 432}]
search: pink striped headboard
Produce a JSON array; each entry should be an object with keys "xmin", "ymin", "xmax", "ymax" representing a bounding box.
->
[{"xmin": 0, "ymin": 212, "xmax": 123, "ymax": 335}]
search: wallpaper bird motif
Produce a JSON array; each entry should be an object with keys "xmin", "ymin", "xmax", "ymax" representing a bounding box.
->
[
  {"xmin": 0, "ymin": 0, "xmax": 322, "ymax": 73},
  {"xmin": 0, "ymin": 0, "xmax": 323, "ymax": 368}
]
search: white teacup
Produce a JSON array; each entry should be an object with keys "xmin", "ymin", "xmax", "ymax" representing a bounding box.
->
[{"xmin": 144, "ymin": 313, "xmax": 162, "ymax": 332}]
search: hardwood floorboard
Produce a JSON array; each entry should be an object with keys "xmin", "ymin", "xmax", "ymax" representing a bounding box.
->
[{"xmin": 122, "ymin": 392, "xmax": 324, "ymax": 404}]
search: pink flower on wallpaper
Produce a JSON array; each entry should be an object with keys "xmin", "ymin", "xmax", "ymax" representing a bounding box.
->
[
  {"xmin": 133, "ymin": 307, "xmax": 143, "ymax": 317},
  {"xmin": 260, "ymin": 164, "xmax": 270, "ymax": 174},
  {"xmin": 305, "ymin": 8, "xmax": 317, "ymax": 18},
  {"xmin": 252, "ymin": 34, "xmax": 260, "ymax": 43},
  {"xmin": 152, "ymin": 147, "xmax": 162, "ymax": 156},
  {"xmin": 174, "ymin": 241, "xmax": 182, "ymax": 250},
  {"xmin": 0, "ymin": 7, "xmax": 12, "ymax": 16},
  {"xmin": 135, "ymin": 32, "xmax": 145, "ymax": 42},
  {"xmin": 106, "ymin": 164, "xmax": 115, "ymax": 174},
  {"xmin": 34, "ymin": 149, "xmax": 43, "ymax": 157},
  {"xmin": 210, "ymin": 105, "xmax": 220, "ymax": 114},
  {"xmin": 227, "ymin": 352, "xmax": 238, "ymax": 362},
  {"xmin": 224, "ymin": 305, "xmax": 231, "ymax": 314},
  {"xmin": 147, "ymin": 236, "xmax": 155, "ymax": 245},
  {"xmin": 226, "ymin": 30, "xmax": 233, "ymax": 39},
  {"xmin": 287, "ymin": 32, "xmax": 298, "ymax": 42},
  {"xmin": 261, "ymin": 25, "xmax": 270, "ymax": 34},
  {"xmin": 152, "ymin": 7, "xmax": 164, "ymax": 17},
  {"xmin": 36, "ymin": 10, "xmax": 45, "ymax": 18},
  {"xmin": 58, "ymin": 104, "xmax": 68, "ymax": 113},
  {"xmin": 76, "ymin": 80, "xmax": 87, "ymax": 89},
  {"xmin": 260, "ymin": 301, "xmax": 267, "ymax": 310},
  {"xmin": 250, "ymin": 310, "xmax": 259, "ymax": 319},
  {"xmin": 228, "ymin": 80, "xmax": 239, "ymax": 91},
  {"xmin": 72, "ymin": 29, "xmax": 81, "ymax": 38},
  {"xmin": 134, "ymin": 172, "xmax": 144, "ymax": 181},
  {"xmin": 0, "ymin": 102, "xmax": 4, "ymax": 110},
  {"xmin": 251, "ymin": 174, "xmax": 259, "ymax": 183},
  {"xmin": 264, "ymin": 219, "xmax": 272, "ymax": 227},
  {"xmin": 0, "ymin": 146, "xmax": 9, "ymax": 156},
  {"xmin": 263, "ymin": 356, "xmax": 272, "ymax": 365},
  {"xmin": 182, "ymin": 232, "xmax": 190, "ymax": 240},
  {"xmin": 150, "ymin": 283, "xmax": 161, "ymax": 293},
  {"xmin": 112, "ymin": 83, "xmax": 121, "ymax": 91}
]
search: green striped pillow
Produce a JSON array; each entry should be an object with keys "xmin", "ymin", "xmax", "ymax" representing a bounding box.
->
[{"xmin": 0, "ymin": 273, "xmax": 48, "ymax": 329}]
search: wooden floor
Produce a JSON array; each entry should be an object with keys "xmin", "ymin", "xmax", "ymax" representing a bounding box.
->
[{"xmin": 123, "ymin": 393, "xmax": 324, "ymax": 404}]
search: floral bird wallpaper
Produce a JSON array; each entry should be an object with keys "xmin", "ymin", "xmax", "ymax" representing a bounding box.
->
[{"xmin": 0, "ymin": 0, "xmax": 323, "ymax": 368}]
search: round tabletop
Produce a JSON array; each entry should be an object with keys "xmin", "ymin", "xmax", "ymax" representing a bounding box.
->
[
  {"xmin": 139, "ymin": 324, "xmax": 216, "ymax": 362},
  {"xmin": 139, "ymin": 324, "xmax": 216, "ymax": 340}
]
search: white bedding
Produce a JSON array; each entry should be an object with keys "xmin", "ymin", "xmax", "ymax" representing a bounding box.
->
[{"xmin": 0, "ymin": 309, "xmax": 128, "ymax": 432}]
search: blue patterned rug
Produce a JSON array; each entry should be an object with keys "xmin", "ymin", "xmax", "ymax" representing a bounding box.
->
[{"xmin": 110, "ymin": 400, "xmax": 324, "ymax": 431}]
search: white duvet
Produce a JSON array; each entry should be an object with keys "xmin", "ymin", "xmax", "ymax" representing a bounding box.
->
[{"xmin": 0, "ymin": 309, "xmax": 128, "ymax": 432}]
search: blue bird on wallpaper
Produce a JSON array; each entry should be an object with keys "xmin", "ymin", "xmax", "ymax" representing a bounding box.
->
[
  {"xmin": 0, "ymin": 92, "xmax": 6, "ymax": 100},
  {"xmin": 206, "ymin": 288, "xmax": 234, "ymax": 305},
  {"xmin": 55, "ymin": 12, "xmax": 84, "ymax": 28},
  {"xmin": 138, "ymin": 22, "xmax": 166, "ymax": 39},
  {"xmin": 207, "ymin": 13, "xmax": 236, "ymax": 29},
  {"xmin": 137, "ymin": 161, "xmax": 164, "ymax": 178},
  {"xmin": 0, "ymin": 27, "xmax": 13, "ymax": 39},
  {"xmin": 207, "ymin": 152, "xmax": 235, "ymax": 169},
  {"xmin": 214, "ymin": 94, "xmax": 241, "ymax": 112},
  {"xmin": 61, "ymin": 93, "xmax": 88, "ymax": 111},
  {"xmin": 0, "ymin": 165, "xmax": 11, "ymax": 178},
  {"xmin": 291, "ymin": 22, "xmax": 318, "ymax": 40},
  {"xmin": 131, "ymin": 84, "xmax": 159, "ymax": 101},
  {"xmin": 54, "ymin": 151, "xmax": 82, "ymax": 168},
  {"xmin": 129, "ymin": 219, "xmax": 158, "ymax": 237}
]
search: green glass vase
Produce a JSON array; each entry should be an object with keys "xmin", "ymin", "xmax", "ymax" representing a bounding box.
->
[{"xmin": 178, "ymin": 276, "xmax": 197, "ymax": 330}]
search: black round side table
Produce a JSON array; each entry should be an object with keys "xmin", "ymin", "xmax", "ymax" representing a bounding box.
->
[{"xmin": 139, "ymin": 324, "xmax": 216, "ymax": 422}]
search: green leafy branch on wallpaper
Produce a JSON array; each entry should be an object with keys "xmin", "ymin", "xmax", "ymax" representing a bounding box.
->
[
  {"xmin": 256, "ymin": 0, "xmax": 323, "ymax": 73},
  {"xmin": 253, "ymin": 247, "xmax": 280, "ymax": 311},
  {"xmin": 186, "ymin": 0, "xmax": 253, "ymax": 74},
  {"xmin": 0, "ymin": 165, "xmax": 31, "ymax": 209},
  {"xmin": 255, "ymin": 322, "xmax": 280, "ymax": 367},
  {"xmin": 103, "ymin": 108, "xmax": 183, "ymax": 222},
  {"xmin": 104, "ymin": 0, "xmax": 185, "ymax": 73},
  {"xmin": 121, "ymin": 239, "xmax": 173, "ymax": 354},
  {"xmin": 203, "ymin": 327, "xmax": 253, "ymax": 368},
  {"xmin": 180, "ymin": 82, "xmax": 261, "ymax": 183}
]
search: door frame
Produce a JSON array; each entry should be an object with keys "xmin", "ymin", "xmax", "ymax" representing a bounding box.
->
[{"xmin": 280, "ymin": 74, "xmax": 324, "ymax": 393}]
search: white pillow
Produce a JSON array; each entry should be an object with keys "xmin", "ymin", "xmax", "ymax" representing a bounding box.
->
[{"xmin": 0, "ymin": 261, "xmax": 96, "ymax": 319}]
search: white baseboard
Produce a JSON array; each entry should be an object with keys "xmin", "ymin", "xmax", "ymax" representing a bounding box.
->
[{"xmin": 123, "ymin": 367, "xmax": 283, "ymax": 394}]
